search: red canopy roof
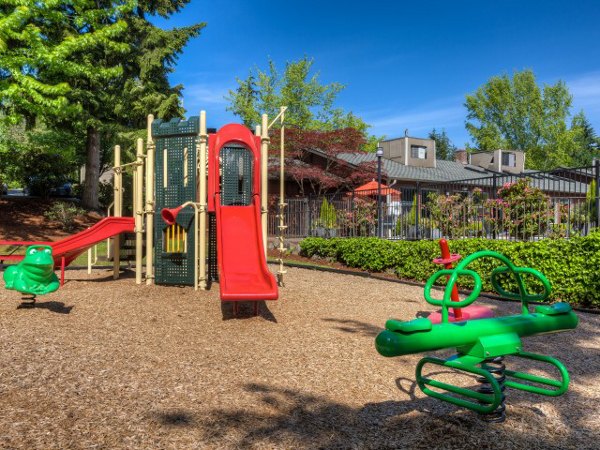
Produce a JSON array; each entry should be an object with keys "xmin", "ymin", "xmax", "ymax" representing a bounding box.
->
[{"xmin": 353, "ymin": 180, "xmax": 401, "ymax": 199}]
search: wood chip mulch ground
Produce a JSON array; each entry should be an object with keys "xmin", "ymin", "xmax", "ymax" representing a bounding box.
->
[{"xmin": 0, "ymin": 266, "xmax": 598, "ymax": 449}]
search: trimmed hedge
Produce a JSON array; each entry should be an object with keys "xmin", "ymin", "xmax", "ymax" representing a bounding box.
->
[{"xmin": 299, "ymin": 233, "xmax": 600, "ymax": 308}]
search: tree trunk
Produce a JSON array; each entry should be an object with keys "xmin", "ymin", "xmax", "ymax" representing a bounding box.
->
[{"xmin": 81, "ymin": 126, "xmax": 100, "ymax": 210}]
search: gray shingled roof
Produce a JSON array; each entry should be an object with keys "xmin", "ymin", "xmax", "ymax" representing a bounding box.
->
[
  {"xmin": 275, "ymin": 149, "xmax": 590, "ymax": 195},
  {"xmin": 337, "ymin": 153, "xmax": 492, "ymax": 182},
  {"xmin": 337, "ymin": 153, "xmax": 590, "ymax": 194},
  {"xmin": 463, "ymin": 172, "xmax": 589, "ymax": 195}
]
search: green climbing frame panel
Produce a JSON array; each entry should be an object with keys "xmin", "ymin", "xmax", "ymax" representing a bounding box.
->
[
  {"xmin": 153, "ymin": 117, "xmax": 198, "ymax": 285},
  {"xmin": 219, "ymin": 145, "xmax": 254, "ymax": 206}
]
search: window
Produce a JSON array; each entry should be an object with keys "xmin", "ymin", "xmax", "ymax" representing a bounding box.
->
[
  {"xmin": 411, "ymin": 145, "xmax": 427, "ymax": 159},
  {"xmin": 502, "ymin": 152, "xmax": 516, "ymax": 167}
]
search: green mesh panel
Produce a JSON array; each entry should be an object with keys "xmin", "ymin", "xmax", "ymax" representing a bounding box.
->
[
  {"xmin": 219, "ymin": 146, "xmax": 254, "ymax": 206},
  {"xmin": 153, "ymin": 117, "xmax": 198, "ymax": 286}
]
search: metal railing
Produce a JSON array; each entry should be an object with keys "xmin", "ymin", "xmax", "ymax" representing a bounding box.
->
[{"xmin": 268, "ymin": 164, "xmax": 600, "ymax": 241}]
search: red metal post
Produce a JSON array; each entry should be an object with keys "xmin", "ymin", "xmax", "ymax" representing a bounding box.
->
[
  {"xmin": 433, "ymin": 239, "xmax": 463, "ymax": 320},
  {"xmin": 60, "ymin": 256, "xmax": 66, "ymax": 287}
]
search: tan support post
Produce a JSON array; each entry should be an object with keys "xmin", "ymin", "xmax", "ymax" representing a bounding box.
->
[
  {"xmin": 198, "ymin": 111, "xmax": 208, "ymax": 290},
  {"xmin": 135, "ymin": 138, "xmax": 144, "ymax": 284},
  {"xmin": 145, "ymin": 114, "xmax": 155, "ymax": 285},
  {"xmin": 113, "ymin": 145, "xmax": 122, "ymax": 279},
  {"xmin": 260, "ymin": 114, "xmax": 269, "ymax": 256},
  {"xmin": 277, "ymin": 106, "xmax": 287, "ymax": 285}
]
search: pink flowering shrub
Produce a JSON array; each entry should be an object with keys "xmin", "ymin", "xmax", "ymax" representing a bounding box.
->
[
  {"xmin": 426, "ymin": 189, "xmax": 486, "ymax": 238},
  {"xmin": 426, "ymin": 179, "xmax": 553, "ymax": 240},
  {"xmin": 339, "ymin": 196, "xmax": 376, "ymax": 236},
  {"xmin": 486, "ymin": 178, "xmax": 552, "ymax": 239}
]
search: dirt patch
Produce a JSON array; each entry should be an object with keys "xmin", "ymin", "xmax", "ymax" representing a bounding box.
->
[
  {"xmin": 0, "ymin": 266, "xmax": 598, "ymax": 449},
  {"xmin": 0, "ymin": 197, "xmax": 102, "ymax": 242}
]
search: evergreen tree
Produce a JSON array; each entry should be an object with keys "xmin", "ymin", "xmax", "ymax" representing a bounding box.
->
[
  {"xmin": 0, "ymin": 0, "xmax": 129, "ymax": 124},
  {"xmin": 571, "ymin": 111, "xmax": 600, "ymax": 166},
  {"xmin": 1, "ymin": 1, "xmax": 204, "ymax": 208},
  {"xmin": 429, "ymin": 128, "xmax": 456, "ymax": 160}
]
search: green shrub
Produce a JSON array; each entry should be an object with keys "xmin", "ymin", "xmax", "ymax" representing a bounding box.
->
[
  {"xmin": 299, "ymin": 234, "xmax": 600, "ymax": 308},
  {"xmin": 317, "ymin": 198, "xmax": 337, "ymax": 228},
  {"xmin": 44, "ymin": 201, "xmax": 86, "ymax": 232}
]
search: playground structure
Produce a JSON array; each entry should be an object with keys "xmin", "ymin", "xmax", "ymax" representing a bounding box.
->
[
  {"xmin": 375, "ymin": 250, "xmax": 579, "ymax": 422},
  {"xmin": 1, "ymin": 110, "xmax": 287, "ymax": 307}
]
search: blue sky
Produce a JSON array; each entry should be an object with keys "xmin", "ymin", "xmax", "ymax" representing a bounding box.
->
[{"xmin": 154, "ymin": 0, "xmax": 600, "ymax": 148}]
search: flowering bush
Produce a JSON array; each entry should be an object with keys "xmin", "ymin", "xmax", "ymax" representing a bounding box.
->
[
  {"xmin": 487, "ymin": 178, "xmax": 551, "ymax": 239},
  {"xmin": 426, "ymin": 180, "xmax": 553, "ymax": 240},
  {"xmin": 426, "ymin": 188, "xmax": 486, "ymax": 238},
  {"xmin": 339, "ymin": 196, "xmax": 376, "ymax": 237}
]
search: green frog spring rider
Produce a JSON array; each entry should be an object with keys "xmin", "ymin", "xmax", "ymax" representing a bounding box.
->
[{"xmin": 3, "ymin": 245, "xmax": 60, "ymax": 301}]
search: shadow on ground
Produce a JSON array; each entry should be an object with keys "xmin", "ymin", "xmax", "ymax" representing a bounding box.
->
[
  {"xmin": 322, "ymin": 317, "xmax": 382, "ymax": 337},
  {"xmin": 221, "ymin": 301, "xmax": 277, "ymax": 322},
  {"xmin": 149, "ymin": 380, "xmax": 595, "ymax": 449},
  {"xmin": 16, "ymin": 301, "xmax": 73, "ymax": 314},
  {"xmin": 64, "ymin": 268, "xmax": 136, "ymax": 284}
]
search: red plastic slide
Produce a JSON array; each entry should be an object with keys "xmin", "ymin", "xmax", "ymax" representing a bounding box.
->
[
  {"xmin": 0, "ymin": 217, "xmax": 135, "ymax": 268},
  {"xmin": 215, "ymin": 194, "xmax": 278, "ymax": 302}
]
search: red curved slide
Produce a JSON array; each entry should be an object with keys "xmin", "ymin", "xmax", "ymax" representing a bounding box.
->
[
  {"xmin": 215, "ymin": 194, "xmax": 278, "ymax": 301},
  {"xmin": 0, "ymin": 217, "xmax": 135, "ymax": 268}
]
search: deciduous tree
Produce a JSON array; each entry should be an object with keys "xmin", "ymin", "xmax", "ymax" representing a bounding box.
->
[
  {"xmin": 465, "ymin": 70, "xmax": 582, "ymax": 170},
  {"xmin": 270, "ymin": 127, "xmax": 380, "ymax": 196},
  {"xmin": 226, "ymin": 57, "xmax": 382, "ymax": 151}
]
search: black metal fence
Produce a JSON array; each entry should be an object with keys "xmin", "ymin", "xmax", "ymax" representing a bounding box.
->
[{"xmin": 268, "ymin": 164, "xmax": 600, "ymax": 241}]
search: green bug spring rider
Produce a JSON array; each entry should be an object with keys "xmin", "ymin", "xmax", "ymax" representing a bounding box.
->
[
  {"xmin": 375, "ymin": 250, "xmax": 579, "ymax": 422},
  {"xmin": 3, "ymin": 245, "xmax": 60, "ymax": 301}
]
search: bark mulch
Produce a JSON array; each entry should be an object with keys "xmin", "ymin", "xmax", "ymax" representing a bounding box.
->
[{"xmin": 0, "ymin": 266, "xmax": 598, "ymax": 449}]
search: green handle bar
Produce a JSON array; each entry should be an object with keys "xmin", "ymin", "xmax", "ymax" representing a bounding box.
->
[
  {"xmin": 505, "ymin": 351, "xmax": 570, "ymax": 397},
  {"xmin": 424, "ymin": 250, "xmax": 553, "ymax": 321},
  {"xmin": 416, "ymin": 356, "xmax": 503, "ymax": 414}
]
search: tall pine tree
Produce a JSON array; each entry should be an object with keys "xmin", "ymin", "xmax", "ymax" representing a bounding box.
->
[
  {"xmin": 571, "ymin": 111, "xmax": 600, "ymax": 166},
  {"xmin": 1, "ymin": 1, "xmax": 204, "ymax": 208}
]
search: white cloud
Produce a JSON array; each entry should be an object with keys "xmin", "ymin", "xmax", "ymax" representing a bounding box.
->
[
  {"xmin": 567, "ymin": 71, "xmax": 600, "ymax": 115},
  {"xmin": 368, "ymin": 104, "xmax": 465, "ymax": 137}
]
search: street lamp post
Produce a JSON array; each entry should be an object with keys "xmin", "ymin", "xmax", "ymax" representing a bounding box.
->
[{"xmin": 376, "ymin": 145, "xmax": 384, "ymax": 238}]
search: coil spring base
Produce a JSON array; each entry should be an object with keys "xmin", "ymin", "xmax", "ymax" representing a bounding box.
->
[
  {"xmin": 477, "ymin": 356, "xmax": 507, "ymax": 423},
  {"xmin": 20, "ymin": 294, "xmax": 36, "ymax": 305}
]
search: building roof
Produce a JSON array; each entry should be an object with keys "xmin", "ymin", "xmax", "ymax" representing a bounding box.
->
[
  {"xmin": 336, "ymin": 153, "xmax": 493, "ymax": 183},
  {"xmin": 271, "ymin": 149, "xmax": 591, "ymax": 196}
]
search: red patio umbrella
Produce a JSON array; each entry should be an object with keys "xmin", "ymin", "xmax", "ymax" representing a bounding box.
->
[{"xmin": 353, "ymin": 180, "xmax": 401, "ymax": 200}]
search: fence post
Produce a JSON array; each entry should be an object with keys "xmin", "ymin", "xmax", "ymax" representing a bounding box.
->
[
  {"xmin": 594, "ymin": 159, "xmax": 600, "ymax": 227},
  {"xmin": 492, "ymin": 173, "xmax": 497, "ymax": 239},
  {"xmin": 351, "ymin": 190, "xmax": 355, "ymax": 237},
  {"xmin": 415, "ymin": 182, "xmax": 421, "ymax": 239},
  {"xmin": 306, "ymin": 197, "xmax": 312, "ymax": 236}
]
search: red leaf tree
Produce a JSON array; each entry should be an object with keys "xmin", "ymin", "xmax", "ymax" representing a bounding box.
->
[{"xmin": 270, "ymin": 127, "xmax": 382, "ymax": 196}]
